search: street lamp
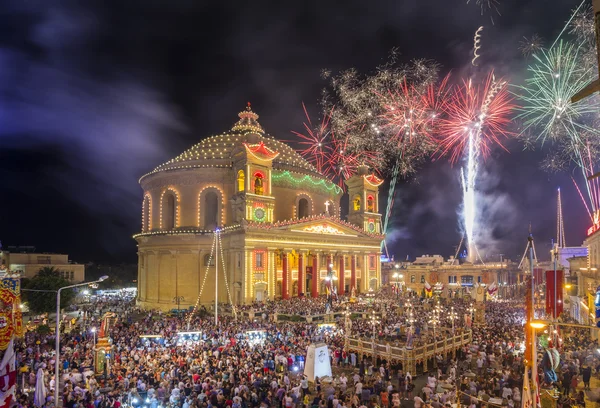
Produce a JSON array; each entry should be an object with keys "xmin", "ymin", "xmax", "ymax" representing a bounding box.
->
[
  {"xmin": 393, "ymin": 272, "xmax": 403, "ymax": 298},
  {"xmin": 54, "ymin": 276, "xmax": 108, "ymax": 406},
  {"xmin": 448, "ymin": 306, "xmax": 458, "ymax": 334},
  {"xmin": 369, "ymin": 309, "xmax": 380, "ymax": 340},
  {"xmin": 91, "ymin": 327, "xmax": 96, "ymax": 345}
]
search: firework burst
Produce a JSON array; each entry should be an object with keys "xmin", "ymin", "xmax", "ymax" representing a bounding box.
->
[
  {"xmin": 438, "ymin": 72, "xmax": 515, "ymax": 163},
  {"xmin": 516, "ymin": 40, "xmax": 600, "ymax": 146},
  {"xmin": 437, "ymin": 71, "xmax": 515, "ymax": 262},
  {"xmin": 467, "ymin": 0, "xmax": 501, "ymax": 24},
  {"xmin": 519, "ymin": 34, "xmax": 544, "ymax": 57},
  {"xmin": 292, "ymin": 102, "xmax": 332, "ymax": 174}
]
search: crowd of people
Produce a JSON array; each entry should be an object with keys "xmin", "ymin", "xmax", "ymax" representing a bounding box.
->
[{"xmin": 10, "ymin": 286, "xmax": 600, "ymax": 408}]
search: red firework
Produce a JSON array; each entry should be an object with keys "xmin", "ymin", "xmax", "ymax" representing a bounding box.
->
[
  {"xmin": 437, "ymin": 72, "xmax": 515, "ymax": 163},
  {"xmin": 292, "ymin": 102, "xmax": 333, "ymax": 173},
  {"xmin": 323, "ymin": 134, "xmax": 380, "ymax": 185},
  {"xmin": 379, "ymin": 74, "xmax": 451, "ymax": 149}
]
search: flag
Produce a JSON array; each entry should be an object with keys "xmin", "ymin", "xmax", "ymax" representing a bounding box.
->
[
  {"xmin": 545, "ymin": 270, "xmax": 564, "ymax": 318},
  {"xmin": 424, "ymin": 281, "xmax": 432, "ymax": 294},
  {"xmin": 487, "ymin": 281, "xmax": 498, "ymax": 296},
  {"xmin": 522, "ymin": 366, "xmax": 533, "ymax": 408},
  {"xmin": 0, "ymin": 338, "xmax": 16, "ymax": 408}
]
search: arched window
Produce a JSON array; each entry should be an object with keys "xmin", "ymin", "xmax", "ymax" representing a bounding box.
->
[
  {"xmin": 367, "ymin": 195, "xmax": 375, "ymax": 212},
  {"xmin": 163, "ymin": 193, "xmax": 176, "ymax": 230},
  {"xmin": 297, "ymin": 198, "xmax": 309, "ymax": 219},
  {"xmin": 204, "ymin": 253, "xmax": 215, "ymax": 266},
  {"xmin": 204, "ymin": 191, "xmax": 219, "ymax": 230},
  {"xmin": 142, "ymin": 195, "xmax": 152, "ymax": 232},
  {"xmin": 237, "ymin": 170, "xmax": 245, "ymax": 192},
  {"xmin": 254, "ymin": 173, "xmax": 264, "ymax": 195},
  {"xmin": 353, "ymin": 195, "xmax": 361, "ymax": 211}
]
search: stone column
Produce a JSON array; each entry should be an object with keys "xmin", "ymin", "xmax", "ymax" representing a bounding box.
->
[
  {"xmin": 338, "ymin": 255, "xmax": 345, "ymax": 296},
  {"xmin": 298, "ymin": 253, "xmax": 304, "ymax": 297},
  {"xmin": 282, "ymin": 252, "xmax": 289, "ymax": 300},
  {"xmin": 312, "ymin": 254, "xmax": 319, "ymax": 298},
  {"xmin": 351, "ymin": 254, "xmax": 357, "ymax": 293}
]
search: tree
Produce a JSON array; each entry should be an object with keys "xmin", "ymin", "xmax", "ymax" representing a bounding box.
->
[{"xmin": 23, "ymin": 267, "xmax": 76, "ymax": 314}]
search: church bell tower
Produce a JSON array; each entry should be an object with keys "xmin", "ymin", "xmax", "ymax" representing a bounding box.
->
[{"xmin": 345, "ymin": 165, "xmax": 383, "ymax": 234}]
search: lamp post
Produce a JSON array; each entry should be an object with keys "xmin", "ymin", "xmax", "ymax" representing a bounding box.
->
[
  {"xmin": 448, "ymin": 306, "xmax": 458, "ymax": 334},
  {"xmin": 369, "ymin": 309, "xmax": 380, "ymax": 340},
  {"xmin": 393, "ymin": 270, "xmax": 403, "ymax": 299},
  {"xmin": 325, "ymin": 263, "xmax": 336, "ymax": 313},
  {"xmin": 54, "ymin": 276, "xmax": 108, "ymax": 407}
]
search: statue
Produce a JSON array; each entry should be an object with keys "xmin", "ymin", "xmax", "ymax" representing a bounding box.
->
[
  {"xmin": 254, "ymin": 176, "xmax": 263, "ymax": 195},
  {"xmin": 540, "ymin": 340, "xmax": 560, "ymax": 387},
  {"xmin": 98, "ymin": 312, "xmax": 116, "ymax": 338}
]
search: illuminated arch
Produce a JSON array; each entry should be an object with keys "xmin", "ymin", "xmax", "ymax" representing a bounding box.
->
[
  {"xmin": 237, "ymin": 169, "xmax": 245, "ymax": 192},
  {"xmin": 160, "ymin": 187, "xmax": 180, "ymax": 230},
  {"xmin": 198, "ymin": 186, "xmax": 225, "ymax": 229},
  {"xmin": 366, "ymin": 195, "xmax": 375, "ymax": 212},
  {"xmin": 295, "ymin": 194, "xmax": 313, "ymax": 219},
  {"xmin": 142, "ymin": 193, "xmax": 152, "ymax": 232},
  {"xmin": 253, "ymin": 171, "xmax": 265, "ymax": 195}
]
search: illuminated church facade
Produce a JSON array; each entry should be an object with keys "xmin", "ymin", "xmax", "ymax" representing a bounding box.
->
[{"xmin": 135, "ymin": 105, "xmax": 384, "ymax": 310}]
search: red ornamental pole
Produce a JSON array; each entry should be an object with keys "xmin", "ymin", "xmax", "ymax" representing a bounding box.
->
[
  {"xmin": 282, "ymin": 253, "xmax": 289, "ymax": 300},
  {"xmin": 312, "ymin": 255, "xmax": 319, "ymax": 298},
  {"xmin": 298, "ymin": 254, "xmax": 304, "ymax": 297}
]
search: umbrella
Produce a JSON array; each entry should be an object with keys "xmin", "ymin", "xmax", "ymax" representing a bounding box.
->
[{"xmin": 33, "ymin": 368, "xmax": 47, "ymax": 407}]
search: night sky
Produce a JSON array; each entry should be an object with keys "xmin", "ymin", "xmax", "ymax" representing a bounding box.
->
[{"xmin": 0, "ymin": 0, "xmax": 591, "ymax": 263}]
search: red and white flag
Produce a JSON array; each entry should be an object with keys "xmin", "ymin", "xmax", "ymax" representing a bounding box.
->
[
  {"xmin": 424, "ymin": 281, "xmax": 432, "ymax": 293},
  {"xmin": 487, "ymin": 281, "xmax": 498, "ymax": 296},
  {"xmin": 0, "ymin": 338, "xmax": 16, "ymax": 408}
]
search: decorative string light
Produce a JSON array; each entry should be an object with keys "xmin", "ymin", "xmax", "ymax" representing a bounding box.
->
[
  {"xmin": 186, "ymin": 233, "xmax": 217, "ymax": 326},
  {"xmin": 159, "ymin": 187, "xmax": 180, "ymax": 229},
  {"xmin": 197, "ymin": 186, "xmax": 226, "ymax": 227},
  {"xmin": 142, "ymin": 193, "xmax": 152, "ymax": 232},
  {"xmin": 272, "ymin": 170, "xmax": 342, "ymax": 194},
  {"xmin": 217, "ymin": 232, "xmax": 237, "ymax": 318}
]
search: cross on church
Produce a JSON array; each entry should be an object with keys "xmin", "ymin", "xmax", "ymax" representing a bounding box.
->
[
  {"xmin": 325, "ymin": 201, "xmax": 330, "ymax": 213},
  {"xmin": 572, "ymin": 0, "xmax": 600, "ymax": 103}
]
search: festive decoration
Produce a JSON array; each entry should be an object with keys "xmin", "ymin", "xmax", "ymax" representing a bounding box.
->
[
  {"xmin": 271, "ymin": 170, "xmax": 342, "ymax": 194},
  {"xmin": 545, "ymin": 269, "xmax": 564, "ymax": 318},
  {"xmin": 299, "ymin": 224, "xmax": 349, "ymax": 235},
  {"xmin": 243, "ymin": 141, "xmax": 280, "ymax": 161}
]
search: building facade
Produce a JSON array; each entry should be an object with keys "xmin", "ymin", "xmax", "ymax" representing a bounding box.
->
[
  {"xmin": 0, "ymin": 248, "xmax": 85, "ymax": 282},
  {"xmin": 135, "ymin": 106, "xmax": 384, "ymax": 310}
]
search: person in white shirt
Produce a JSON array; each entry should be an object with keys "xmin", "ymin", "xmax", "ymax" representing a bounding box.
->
[{"xmin": 355, "ymin": 381, "xmax": 363, "ymax": 396}]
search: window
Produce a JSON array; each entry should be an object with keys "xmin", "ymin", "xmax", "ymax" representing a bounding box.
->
[
  {"xmin": 297, "ymin": 198, "xmax": 309, "ymax": 219},
  {"xmin": 448, "ymin": 276, "xmax": 457, "ymax": 284},
  {"xmin": 477, "ymin": 276, "xmax": 482, "ymax": 283},
  {"xmin": 204, "ymin": 191, "xmax": 219, "ymax": 230},
  {"xmin": 237, "ymin": 170, "xmax": 245, "ymax": 192},
  {"xmin": 254, "ymin": 174, "xmax": 264, "ymax": 195},
  {"xmin": 163, "ymin": 193, "xmax": 176, "ymax": 230},
  {"xmin": 256, "ymin": 252, "xmax": 263, "ymax": 268},
  {"xmin": 461, "ymin": 275, "xmax": 474, "ymax": 286},
  {"xmin": 204, "ymin": 254, "xmax": 214, "ymax": 266},
  {"xmin": 369, "ymin": 256, "xmax": 375, "ymax": 269},
  {"xmin": 70, "ymin": 271, "xmax": 74, "ymax": 280},
  {"xmin": 410, "ymin": 275, "xmax": 416, "ymax": 283},
  {"xmin": 420, "ymin": 275, "xmax": 425, "ymax": 283}
]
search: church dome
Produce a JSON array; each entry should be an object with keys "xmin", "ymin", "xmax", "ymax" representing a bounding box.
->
[{"xmin": 140, "ymin": 104, "xmax": 321, "ymax": 182}]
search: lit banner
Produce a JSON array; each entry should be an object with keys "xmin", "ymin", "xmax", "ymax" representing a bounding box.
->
[{"xmin": 545, "ymin": 270, "xmax": 564, "ymax": 319}]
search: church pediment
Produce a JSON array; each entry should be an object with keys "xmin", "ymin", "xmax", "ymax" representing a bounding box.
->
[{"xmin": 259, "ymin": 216, "xmax": 382, "ymax": 238}]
